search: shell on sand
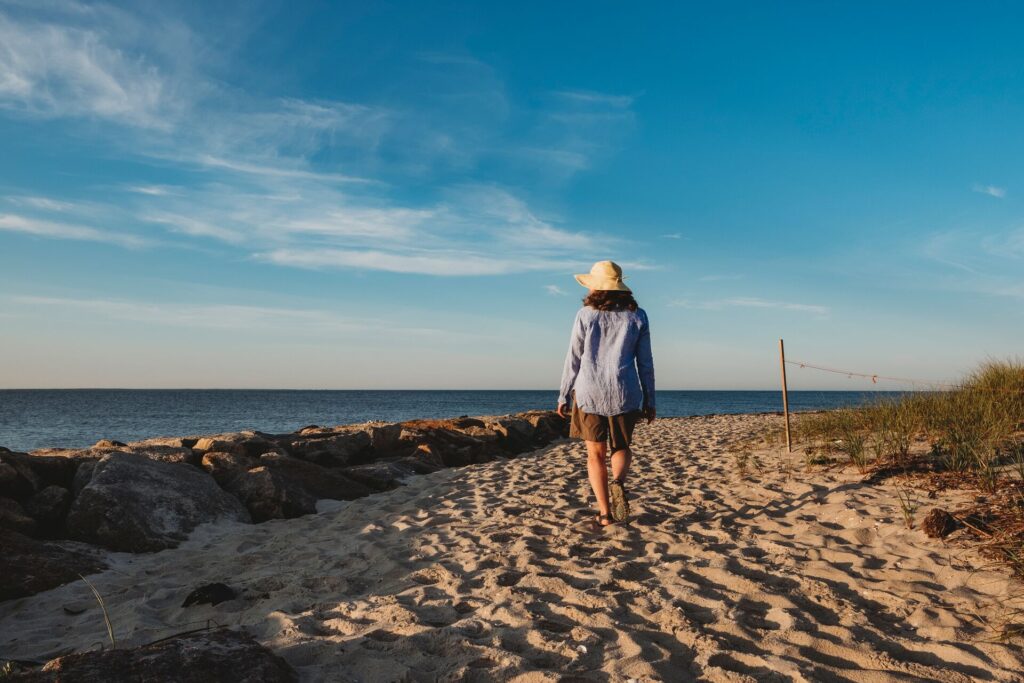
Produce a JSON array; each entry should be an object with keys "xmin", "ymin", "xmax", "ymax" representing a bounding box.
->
[{"xmin": 2, "ymin": 414, "xmax": 1022, "ymax": 681}]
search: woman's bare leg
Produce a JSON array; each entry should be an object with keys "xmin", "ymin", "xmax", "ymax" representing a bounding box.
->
[
  {"xmin": 610, "ymin": 448, "xmax": 632, "ymax": 483},
  {"xmin": 585, "ymin": 440, "xmax": 611, "ymax": 524}
]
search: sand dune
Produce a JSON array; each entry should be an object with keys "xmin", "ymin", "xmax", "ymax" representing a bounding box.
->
[{"xmin": 2, "ymin": 414, "xmax": 1022, "ymax": 681}]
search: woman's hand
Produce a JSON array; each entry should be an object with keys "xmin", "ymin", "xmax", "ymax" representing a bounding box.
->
[
  {"xmin": 557, "ymin": 403, "xmax": 569, "ymax": 419},
  {"xmin": 644, "ymin": 406, "xmax": 656, "ymax": 424}
]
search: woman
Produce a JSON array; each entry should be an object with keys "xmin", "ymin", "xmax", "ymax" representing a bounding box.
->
[{"xmin": 557, "ymin": 260, "xmax": 656, "ymax": 527}]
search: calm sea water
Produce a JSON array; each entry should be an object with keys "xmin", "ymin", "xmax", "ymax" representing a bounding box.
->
[{"xmin": 0, "ymin": 389, "xmax": 898, "ymax": 452}]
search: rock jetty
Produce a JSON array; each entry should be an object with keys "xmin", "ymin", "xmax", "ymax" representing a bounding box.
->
[{"xmin": 0, "ymin": 411, "xmax": 567, "ymax": 601}]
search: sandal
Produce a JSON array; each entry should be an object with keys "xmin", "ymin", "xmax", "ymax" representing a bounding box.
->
[
  {"xmin": 594, "ymin": 513, "xmax": 614, "ymax": 527},
  {"xmin": 608, "ymin": 479, "xmax": 630, "ymax": 523}
]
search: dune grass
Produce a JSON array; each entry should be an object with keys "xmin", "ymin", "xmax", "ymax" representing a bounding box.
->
[{"xmin": 794, "ymin": 360, "xmax": 1024, "ymax": 582}]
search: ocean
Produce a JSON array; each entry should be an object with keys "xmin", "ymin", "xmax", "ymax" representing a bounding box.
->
[{"xmin": 0, "ymin": 389, "xmax": 901, "ymax": 452}]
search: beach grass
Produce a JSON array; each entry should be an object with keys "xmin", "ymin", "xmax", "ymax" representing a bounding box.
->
[{"xmin": 794, "ymin": 360, "xmax": 1024, "ymax": 579}]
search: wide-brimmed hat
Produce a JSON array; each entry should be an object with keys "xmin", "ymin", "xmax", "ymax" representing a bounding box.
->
[{"xmin": 574, "ymin": 260, "xmax": 631, "ymax": 292}]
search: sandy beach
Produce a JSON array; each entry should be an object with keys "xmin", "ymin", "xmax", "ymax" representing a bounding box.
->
[{"xmin": 2, "ymin": 413, "xmax": 1022, "ymax": 682}]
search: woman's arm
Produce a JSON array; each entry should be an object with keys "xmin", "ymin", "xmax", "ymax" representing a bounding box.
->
[
  {"xmin": 556, "ymin": 310, "xmax": 585, "ymax": 416},
  {"xmin": 636, "ymin": 310, "xmax": 656, "ymax": 422}
]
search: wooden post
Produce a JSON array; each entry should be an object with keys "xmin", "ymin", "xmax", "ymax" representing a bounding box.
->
[{"xmin": 779, "ymin": 338, "xmax": 792, "ymax": 453}]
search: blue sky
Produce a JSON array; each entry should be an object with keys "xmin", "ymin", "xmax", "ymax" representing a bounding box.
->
[{"xmin": 1, "ymin": 1, "xmax": 1022, "ymax": 390}]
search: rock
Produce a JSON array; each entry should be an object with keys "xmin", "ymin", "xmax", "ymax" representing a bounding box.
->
[
  {"xmin": 192, "ymin": 432, "xmax": 278, "ymax": 458},
  {"xmin": 0, "ymin": 529, "xmax": 107, "ymax": 601},
  {"xmin": 488, "ymin": 416, "xmax": 536, "ymax": 452},
  {"xmin": 362, "ymin": 422, "xmax": 403, "ymax": 453},
  {"xmin": 11, "ymin": 629, "xmax": 297, "ymax": 682},
  {"xmin": 0, "ymin": 497, "xmax": 37, "ymax": 534},
  {"xmin": 24, "ymin": 485, "xmax": 71, "ymax": 534},
  {"xmin": 93, "ymin": 439, "xmax": 127, "ymax": 448},
  {"xmin": 224, "ymin": 467, "xmax": 318, "ymax": 522},
  {"xmin": 0, "ymin": 451, "xmax": 41, "ymax": 498},
  {"xmin": 71, "ymin": 461, "xmax": 96, "ymax": 496},
  {"xmin": 922, "ymin": 508, "xmax": 959, "ymax": 539},
  {"xmin": 182, "ymin": 582, "xmax": 237, "ymax": 607},
  {"xmin": 16, "ymin": 451, "xmax": 94, "ymax": 489},
  {"xmin": 522, "ymin": 410, "xmax": 568, "ymax": 439},
  {"xmin": 66, "ymin": 453, "xmax": 250, "ymax": 552},
  {"xmin": 201, "ymin": 451, "xmax": 255, "ymax": 485},
  {"xmin": 343, "ymin": 461, "xmax": 413, "ymax": 491},
  {"xmin": 397, "ymin": 444, "xmax": 446, "ymax": 474},
  {"xmin": 128, "ymin": 435, "xmax": 199, "ymax": 449},
  {"xmin": 284, "ymin": 429, "xmax": 372, "ymax": 466},
  {"xmin": 261, "ymin": 456, "xmax": 374, "ymax": 501},
  {"xmin": 122, "ymin": 445, "xmax": 200, "ymax": 466}
]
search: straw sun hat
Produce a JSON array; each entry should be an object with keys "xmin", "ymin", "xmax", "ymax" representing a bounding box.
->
[{"xmin": 574, "ymin": 260, "xmax": 631, "ymax": 292}]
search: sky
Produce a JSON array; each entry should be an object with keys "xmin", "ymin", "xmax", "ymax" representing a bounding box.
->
[{"xmin": 1, "ymin": 1, "xmax": 1022, "ymax": 390}]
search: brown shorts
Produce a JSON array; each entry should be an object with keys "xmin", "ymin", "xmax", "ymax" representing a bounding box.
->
[{"xmin": 569, "ymin": 399, "xmax": 641, "ymax": 451}]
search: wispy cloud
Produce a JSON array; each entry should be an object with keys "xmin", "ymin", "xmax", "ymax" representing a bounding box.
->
[
  {"xmin": 0, "ymin": 5, "xmax": 644, "ymax": 278},
  {"xmin": 670, "ymin": 296, "xmax": 829, "ymax": 317},
  {"xmin": 259, "ymin": 248, "xmax": 577, "ymax": 276},
  {"xmin": 126, "ymin": 185, "xmax": 179, "ymax": 196},
  {"xmin": 662, "ymin": 232, "xmax": 685, "ymax": 240},
  {"xmin": 545, "ymin": 284, "xmax": 568, "ymax": 296},
  {"xmin": 699, "ymin": 274, "xmax": 744, "ymax": 282},
  {"xmin": 8, "ymin": 295, "xmax": 450, "ymax": 337},
  {"xmin": 973, "ymin": 183, "xmax": 1006, "ymax": 199},
  {"xmin": 0, "ymin": 213, "xmax": 148, "ymax": 248},
  {"xmin": 0, "ymin": 9, "xmax": 181, "ymax": 129}
]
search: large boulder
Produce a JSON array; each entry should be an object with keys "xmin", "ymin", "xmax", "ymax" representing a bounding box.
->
[
  {"xmin": 0, "ymin": 529, "xmax": 107, "ymax": 601},
  {"xmin": 283, "ymin": 429, "xmax": 372, "ymax": 466},
  {"xmin": 522, "ymin": 410, "xmax": 569, "ymax": 440},
  {"xmin": 487, "ymin": 415, "xmax": 536, "ymax": 452},
  {"xmin": 24, "ymin": 485, "xmax": 71, "ymax": 536},
  {"xmin": 192, "ymin": 432, "xmax": 278, "ymax": 458},
  {"xmin": 10, "ymin": 629, "xmax": 297, "ymax": 682},
  {"xmin": 0, "ymin": 497, "xmax": 37, "ymax": 535},
  {"xmin": 0, "ymin": 451, "xmax": 41, "ymax": 498},
  {"xmin": 362, "ymin": 422, "xmax": 403, "ymax": 453},
  {"xmin": 259, "ymin": 455, "xmax": 373, "ymax": 500},
  {"xmin": 125, "ymin": 435, "xmax": 200, "ymax": 449},
  {"xmin": 66, "ymin": 454, "xmax": 251, "ymax": 552},
  {"xmin": 224, "ymin": 467, "xmax": 318, "ymax": 522},
  {"xmin": 201, "ymin": 451, "xmax": 256, "ymax": 485},
  {"xmin": 343, "ymin": 461, "xmax": 414, "ymax": 492}
]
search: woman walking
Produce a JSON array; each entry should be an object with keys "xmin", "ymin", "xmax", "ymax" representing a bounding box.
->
[{"xmin": 557, "ymin": 260, "xmax": 656, "ymax": 527}]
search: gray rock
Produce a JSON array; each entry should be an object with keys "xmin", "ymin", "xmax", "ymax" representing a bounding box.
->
[
  {"xmin": 0, "ymin": 451, "xmax": 41, "ymax": 498},
  {"xmin": 71, "ymin": 460, "xmax": 96, "ymax": 496},
  {"xmin": 284, "ymin": 429, "xmax": 372, "ymax": 466},
  {"xmin": 103, "ymin": 445, "xmax": 199, "ymax": 466},
  {"xmin": 488, "ymin": 415, "xmax": 536, "ymax": 451},
  {"xmin": 261, "ymin": 456, "xmax": 374, "ymax": 500},
  {"xmin": 66, "ymin": 453, "xmax": 250, "ymax": 552},
  {"xmin": 343, "ymin": 461, "xmax": 414, "ymax": 491},
  {"xmin": 192, "ymin": 432, "xmax": 277, "ymax": 458},
  {"xmin": 225, "ymin": 467, "xmax": 318, "ymax": 522},
  {"xmin": 0, "ymin": 529, "xmax": 107, "ymax": 601},
  {"xmin": 25, "ymin": 485, "xmax": 71, "ymax": 532},
  {"xmin": 201, "ymin": 451, "xmax": 255, "ymax": 485},
  {"xmin": 10, "ymin": 628, "xmax": 297, "ymax": 682},
  {"xmin": 362, "ymin": 422, "xmax": 403, "ymax": 452},
  {"xmin": 0, "ymin": 497, "xmax": 37, "ymax": 534}
]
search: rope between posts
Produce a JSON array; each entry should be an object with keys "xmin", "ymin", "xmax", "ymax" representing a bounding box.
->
[
  {"xmin": 783, "ymin": 359, "xmax": 958, "ymax": 389},
  {"xmin": 785, "ymin": 359, "xmax": 1024, "ymax": 393}
]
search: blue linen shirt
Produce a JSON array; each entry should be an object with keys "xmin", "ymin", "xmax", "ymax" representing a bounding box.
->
[{"xmin": 557, "ymin": 306, "xmax": 655, "ymax": 416}]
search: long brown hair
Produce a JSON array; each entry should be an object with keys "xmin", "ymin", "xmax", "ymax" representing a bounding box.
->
[{"xmin": 583, "ymin": 290, "xmax": 639, "ymax": 312}]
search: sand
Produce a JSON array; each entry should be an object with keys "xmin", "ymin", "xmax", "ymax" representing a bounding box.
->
[{"xmin": 2, "ymin": 414, "xmax": 1023, "ymax": 682}]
